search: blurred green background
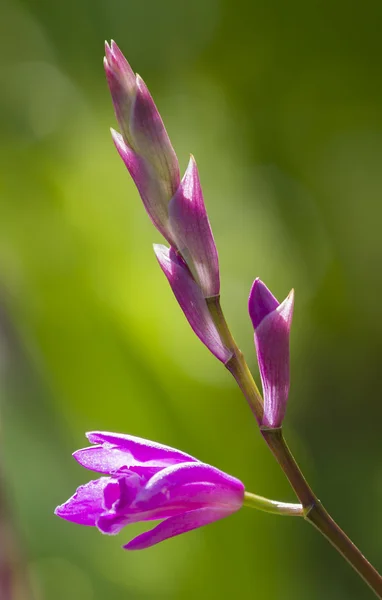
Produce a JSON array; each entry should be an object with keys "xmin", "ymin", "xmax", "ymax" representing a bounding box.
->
[{"xmin": 1, "ymin": 0, "xmax": 382, "ymax": 598}]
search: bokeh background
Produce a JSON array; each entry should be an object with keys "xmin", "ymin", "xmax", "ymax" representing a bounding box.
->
[{"xmin": 1, "ymin": 0, "xmax": 382, "ymax": 598}]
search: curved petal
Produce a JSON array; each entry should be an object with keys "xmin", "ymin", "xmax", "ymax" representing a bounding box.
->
[
  {"xmin": 135, "ymin": 462, "xmax": 244, "ymax": 512},
  {"xmin": 73, "ymin": 445, "xmax": 134, "ymax": 474},
  {"xmin": 85, "ymin": 431, "xmax": 197, "ymax": 464},
  {"xmin": 124, "ymin": 506, "xmax": 234, "ymax": 550},
  {"xmin": 129, "ymin": 75, "xmax": 180, "ymax": 197},
  {"xmin": 112, "ymin": 129, "xmax": 175, "ymax": 245},
  {"xmin": 169, "ymin": 156, "xmax": 220, "ymax": 297},
  {"xmin": 154, "ymin": 244, "xmax": 231, "ymax": 363},
  {"xmin": 248, "ymin": 278, "xmax": 279, "ymax": 329},
  {"xmin": 73, "ymin": 446, "xmax": 188, "ymax": 478},
  {"xmin": 54, "ymin": 478, "xmax": 111, "ymax": 526}
]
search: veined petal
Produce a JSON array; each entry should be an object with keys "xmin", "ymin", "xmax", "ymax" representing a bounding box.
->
[
  {"xmin": 73, "ymin": 445, "xmax": 135, "ymax": 474},
  {"xmin": 129, "ymin": 75, "xmax": 180, "ymax": 198},
  {"xmin": 154, "ymin": 245, "xmax": 231, "ymax": 363},
  {"xmin": 73, "ymin": 445, "xmax": 192, "ymax": 477},
  {"xmin": 112, "ymin": 129, "xmax": 176, "ymax": 245},
  {"xmin": 139, "ymin": 462, "xmax": 243, "ymax": 501},
  {"xmin": 124, "ymin": 506, "xmax": 235, "ymax": 550},
  {"xmin": 169, "ymin": 156, "xmax": 220, "ymax": 297},
  {"xmin": 134, "ymin": 462, "xmax": 243, "ymax": 514},
  {"xmin": 55, "ymin": 478, "xmax": 111, "ymax": 526},
  {"xmin": 104, "ymin": 41, "xmax": 137, "ymax": 146},
  {"xmin": 85, "ymin": 431, "xmax": 197, "ymax": 464}
]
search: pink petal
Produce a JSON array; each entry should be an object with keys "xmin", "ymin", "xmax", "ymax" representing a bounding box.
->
[
  {"xmin": 129, "ymin": 75, "xmax": 180, "ymax": 197},
  {"xmin": 154, "ymin": 245, "xmax": 231, "ymax": 363},
  {"xmin": 169, "ymin": 156, "xmax": 220, "ymax": 297},
  {"xmin": 124, "ymin": 506, "xmax": 234, "ymax": 550},
  {"xmin": 134, "ymin": 462, "xmax": 244, "ymax": 513},
  {"xmin": 85, "ymin": 431, "xmax": 197, "ymax": 464},
  {"xmin": 112, "ymin": 129, "xmax": 175, "ymax": 245},
  {"xmin": 248, "ymin": 278, "xmax": 279, "ymax": 329},
  {"xmin": 54, "ymin": 478, "xmax": 111, "ymax": 526}
]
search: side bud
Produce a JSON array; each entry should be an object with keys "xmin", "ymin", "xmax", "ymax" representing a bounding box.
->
[
  {"xmin": 154, "ymin": 244, "xmax": 231, "ymax": 363},
  {"xmin": 248, "ymin": 279, "xmax": 294, "ymax": 428}
]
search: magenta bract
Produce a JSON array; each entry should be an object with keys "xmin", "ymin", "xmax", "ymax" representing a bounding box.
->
[
  {"xmin": 154, "ymin": 244, "xmax": 231, "ymax": 363},
  {"xmin": 248, "ymin": 279, "xmax": 294, "ymax": 428},
  {"xmin": 169, "ymin": 156, "xmax": 220, "ymax": 297},
  {"xmin": 55, "ymin": 432, "xmax": 244, "ymax": 550}
]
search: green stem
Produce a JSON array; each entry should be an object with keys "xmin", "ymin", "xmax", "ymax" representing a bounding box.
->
[
  {"xmin": 244, "ymin": 491, "xmax": 303, "ymax": 516},
  {"xmin": 307, "ymin": 502, "xmax": 382, "ymax": 598},
  {"xmin": 260, "ymin": 427, "xmax": 315, "ymax": 508},
  {"xmin": 207, "ymin": 295, "xmax": 263, "ymax": 424},
  {"xmin": 208, "ymin": 296, "xmax": 382, "ymax": 598},
  {"xmin": 262, "ymin": 427, "xmax": 382, "ymax": 598}
]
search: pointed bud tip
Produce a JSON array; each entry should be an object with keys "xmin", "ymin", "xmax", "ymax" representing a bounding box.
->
[
  {"xmin": 277, "ymin": 288, "xmax": 295, "ymax": 324},
  {"xmin": 135, "ymin": 73, "xmax": 147, "ymax": 90},
  {"xmin": 110, "ymin": 128, "xmax": 124, "ymax": 149},
  {"xmin": 248, "ymin": 279, "xmax": 279, "ymax": 329},
  {"xmin": 153, "ymin": 243, "xmax": 168, "ymax": 256}
]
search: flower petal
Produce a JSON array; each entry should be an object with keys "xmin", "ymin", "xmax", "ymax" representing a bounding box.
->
[
  {"xmin": 85, "ymin": 431, "xmax": 197, "ymax": 464},
  {"xmin": 73, "ymin": 446, "xmax": 187, "ymax": 477},
  {"xmin": 134, "ymin": 462, "xmax": 244, "ymax": 512},
  {"xmin": 169, "ymin": 156, "xmax": 220, "ymax": 297},
  {"xmin": 248, "ymin": 278, "xmax": 279, "ymax": 329},
  {"xmin": 112, "ymin": 129, "xmax": 176, "ymax": 245},
  {"xmin": 154, "ymin": 244, "xmax": 231, "ymax": 363},
  {"xmin": 54, "ymin": 478, "xmax": 111, "ymax": 526},
  {"xmin": 73, "ymin": 445, "xmax": 133, "ymax": 474},
  {"xmin": 124, "ymin": 506, "xmax": 234, "ymax": 550},
  {"xmin": 129, "ymin": 75, "xmax": 180, "ymax": 198}
]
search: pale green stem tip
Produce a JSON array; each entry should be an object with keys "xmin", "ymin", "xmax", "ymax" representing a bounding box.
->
[{"xmin": 243, "ymin": 491, "xmax": 304, "ymax": 517}]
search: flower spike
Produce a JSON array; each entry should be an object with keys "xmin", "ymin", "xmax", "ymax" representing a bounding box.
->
[
  {"xmin": 248, "ymin": 279, "xmax": 294, "ymax": 428},
  {"xmin": 55, "ymin": 432, "xmax": 244, "ymax": 550}
]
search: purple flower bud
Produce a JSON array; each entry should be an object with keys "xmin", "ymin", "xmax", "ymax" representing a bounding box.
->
[
  {"xmin": 105, "ymin": 41, "xmax": 180, "ymax": 245},
  {"xmin": 104, "ymin": 41, "xmax": 136, "ymax": 147},
  {"xmin": 55, "ymin": 432, "xmax": 244, "ymax": 550},
  {"xmin": 154, "ymin": 244, "xmax": 231, "ymax": 363},
  {"xmin": 169, "ymin": 156, "xmax": 220, "ymax": 297},
  {"xmin": 248, "ymin": 279, "xmax": 294, "ymax": 428}
]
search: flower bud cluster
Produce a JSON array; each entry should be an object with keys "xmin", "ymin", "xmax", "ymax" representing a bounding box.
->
[
  {"xmin": 105, "ymin": 41, "xmax": 228, "ymax": 362},
  {"xmin": 105, "ymin": 41, "xmax": 294, "ymax": 426}
]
